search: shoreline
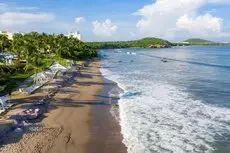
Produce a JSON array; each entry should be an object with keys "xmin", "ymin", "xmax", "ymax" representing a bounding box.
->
[
  {"xmin": 86, "ymin": 75, "xmax": 127, "ymax": 153},
  {"xmin": 44, "ymin": 60, "xmax": 127, "ymax": 153},
  {"xmin": 0, "ymin": 60, "xmax": 127, "ymax": 153}
]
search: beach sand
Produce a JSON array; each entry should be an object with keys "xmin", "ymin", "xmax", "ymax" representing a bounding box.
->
[{"xmin": 0, "ymin": 60, "xmax": 127, "ymax": 153}]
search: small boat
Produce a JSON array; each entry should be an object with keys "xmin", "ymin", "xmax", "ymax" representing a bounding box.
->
[{"xmin": 161, "ymin": 58, "xmax": 168, "ymax": 63}]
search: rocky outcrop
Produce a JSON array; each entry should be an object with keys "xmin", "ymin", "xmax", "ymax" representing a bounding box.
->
[{"xmin": 148, "ymin": 44, "xmax": 170, "ymax": 48}]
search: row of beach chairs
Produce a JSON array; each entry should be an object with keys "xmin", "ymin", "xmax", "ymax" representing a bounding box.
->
[
  {"xmin": 20, "ymin": 63, "xmax": 71, "ymax": 95},
  {"xmin": 15, "ymin": 89, "xmax": 57, "ymax": 121},
  {"xmin": 0, "ymin": 64, "xmax": 79, "ymax": 137}
]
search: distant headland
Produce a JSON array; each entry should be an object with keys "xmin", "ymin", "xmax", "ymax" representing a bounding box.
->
[{"xmin": 86, "ymin": 37, "xmax": 230, "ymax": 49}]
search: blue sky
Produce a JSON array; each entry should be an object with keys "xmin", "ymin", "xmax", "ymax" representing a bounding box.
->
[{"xmin": 0, "ymin": 0, "xmax": 230, "ymax": 42}]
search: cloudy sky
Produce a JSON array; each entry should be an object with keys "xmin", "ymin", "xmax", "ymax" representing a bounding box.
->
[{"xmin": 0, "ymin": 0, "xmax": 230, "ymax": 42}]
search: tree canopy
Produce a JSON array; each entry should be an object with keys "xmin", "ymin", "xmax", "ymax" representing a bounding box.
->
[
  {"xmin": 86, "ymin": 37, "xmax": 172, "ymax": 49},
  {"xmin": 183, "ymin": 38, "xmax": 219, "ymax": 45},
  {"xmin": 10, "ymin": 32, "xmax": 97, "ymax": 64},
  {"xmin": 0, "ymin": 34, "xmax": 12, "ymax": 52},
  {"xmin": 0, "ymin": 32, "xmax": 97, "ymax": 94}
]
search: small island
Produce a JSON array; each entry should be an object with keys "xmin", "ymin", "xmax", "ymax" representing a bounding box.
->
[{"xmin": 175, "ymin": 38, "xmax": 230, "ymax": 46}]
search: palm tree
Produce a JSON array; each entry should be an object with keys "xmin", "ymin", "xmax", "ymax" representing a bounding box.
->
[
  {"xmin": 12, "ymin": 33, "xmax": 25, "ymax": 59},
  {"xmin": 12, "ymin": 32, "xmax": 97, "ymax": 65},
  {"xmin": 0, "ymin": 34, "xmax": 11, "ymax": 52}
]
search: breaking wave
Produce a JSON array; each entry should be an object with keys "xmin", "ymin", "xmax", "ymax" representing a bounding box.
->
[{"xmin": 101, "ymin": 67, "xmax": 230, "ymax": 153}]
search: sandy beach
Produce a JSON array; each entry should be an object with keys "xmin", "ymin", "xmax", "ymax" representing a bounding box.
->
[{"xmin": 0, "ymin": 60, "xmax": 127, "ymax": 153}]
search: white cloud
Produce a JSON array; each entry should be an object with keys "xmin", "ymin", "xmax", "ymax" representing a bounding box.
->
[
  {"xmin": 130, "ymin": 32, "xmax": 136, "ymax": 37},
  {"xmin": 135, "ymin": 0, "xmax": 228, "ymax": 39},
  {"xmin": 74, "ymin": 17, "xmax": 85, "ymax": 24},
  {"xmin": 0, "ymin": 3, "xmax": 75, "ymax": 34},
  {"xmin": 209, "ymin": 0, "xmax": 230, "ymax": 4},
  {"xmin": 0, "ymin": 3, "xmax": 39, "ymax": 12},
  {"xmin": 0, "ymin": 3, "xmax": 54, "ymax": 26},
  {"xmin": 0, "ymin": 3, "xmax": 8, "ymax": 12},
  {"xmin": 15, "ymin": 6, "xmax": 39, "ymax": 11},
  {"xmin": 177, "ymin": 14, "xmax": 223, "ymax": 36},
  {"xmin": 0, "ymin": 12, "xmax": 55, "ymax": 25},
  {"xmin": 92, "ymin": 19, "xmax": 117, "ymax": 37}
]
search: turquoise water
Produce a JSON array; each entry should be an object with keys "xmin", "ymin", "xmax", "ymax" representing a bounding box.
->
[{"xmin": 100, "ymin": 46, "xmax": 230, "ymax": 153}]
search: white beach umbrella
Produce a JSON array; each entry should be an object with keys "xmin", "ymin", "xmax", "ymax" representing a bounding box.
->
[
  {"xmin": 45, "ymin": 70, "xmax": 54, "ymax": 78},
  {"xmin": 50, "ymin": 63, "xmax": 67, "ymax": 72},
  {"xmin": 0, "ymin": 99, "xmax": 4, "ymax": 110},
  {"xmin": 39, "ymin": 73, "xmax": 47, "ymax": 80}
]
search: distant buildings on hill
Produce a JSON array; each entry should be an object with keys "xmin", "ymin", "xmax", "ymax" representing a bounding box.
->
[
  {"xmin": 176, "ymin": 41, "xmax": 190, "ymax": 45},
  {"xmin": 0, "ymin": 31, "xmax": 14, "ymax": 40},
  {"xmin": 0, "ymin": 31, "xmax": 82, "ymax": 41},
  {"xmin": 66, "ymin": 31, "xmax": 81, "ymax": 41},
  {"xmin": 174, "ymin": 41, "xmax": 190, "ymax": 46},
  {"xmin": 0, "ymin": 31, "xmax": 26, "ymax": 40},
  {"xmin": 179, "ymin": 41, "xmax": 190, "ymax": 45}
]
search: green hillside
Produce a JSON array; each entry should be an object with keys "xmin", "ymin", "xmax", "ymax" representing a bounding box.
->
[
  {"xmin": 132, "ymin": 37, "xmax": 172, "ymax": 47},
  {"xmin": 184, "ymin": 38, "xmax": 217, "ymax": 45},
  {"xmin": 86, "ymin": 37, "xmax": 172, "ymax": 49}
]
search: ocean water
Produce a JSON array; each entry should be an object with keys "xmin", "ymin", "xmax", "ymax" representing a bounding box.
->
[{"xmin": 100, "ymin": 46, "xmax": 230, "ymax": 153}]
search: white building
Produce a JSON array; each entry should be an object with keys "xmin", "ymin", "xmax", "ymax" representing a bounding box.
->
[
  {"xmin": 0, "ymin": 31, "xmax": 14, "ymax": 40},
  {"xmin": 178, "ymin": 41, "xmax": 190, "ymax": 45},
  {"xmin": 66, "ymin": 31, "xmax": 81, "ymax": 40},
  {"xmin": 0, "ymin": 31, "xmax": 24, "ymax": 40}
]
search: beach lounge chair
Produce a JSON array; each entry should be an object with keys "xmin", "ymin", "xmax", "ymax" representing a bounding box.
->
[
  {"xmin": 34, "ymin": 98, "xmax": 46, "ymax": 105},
  {"xmin": 19, "ymin": 108, "xmax": 41, "ymax": 120},
  {"xmin": 24, "ymin": 82, "xmax": 45, "ymax": 94},
  {"xmin": 50, "ymin": 63, "xmax": 67, "ymax": 73},
  {"xmin": 0, "ymin": 95, "xmax": 14, "ymax": 110}
]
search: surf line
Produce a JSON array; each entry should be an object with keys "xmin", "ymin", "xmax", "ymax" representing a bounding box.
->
[{"xmin": 139, "ymin": 53, "xmax": 230, "ymax": 69}]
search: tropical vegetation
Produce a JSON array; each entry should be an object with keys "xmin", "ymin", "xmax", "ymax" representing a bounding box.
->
[
  {"xmin": 183, "ymin": 38, "xmax": 220, "ymax": 45},
  {"xmin": 0, "ymin": 34, "xmax": 11, "ymax": 52},
  {"xmin": 86, "ymin": 37, "xmax": 172, "ymax": 49},
  {"xmin": 0, "ymin": 32, "xmax": 97, "ymax": 94}
]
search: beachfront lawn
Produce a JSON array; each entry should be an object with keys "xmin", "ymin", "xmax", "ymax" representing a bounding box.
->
[
  {"xmin": 54, "ymin": 56, "xmax": 73, "ymax": 66},
  {"xmin": 10, "ymin": 71, "xmax": 32, "ymax": 81},
  {"xmin": 1, "ymin": 69, "xmax": 33, "ymax": 95},
  {"xmin": 0, "ymin": 58, "xmax": 54, "ymax": 94},
  {"xmin": 77, "ymin": 61, "xmax": 84, "ymax": 65},
  {"xmin": 2, "ymin": 82, "xmax": 18, "ymax": 94},
  {"xmin": 0, "ymin": 57, "xmax": 75, "ymax": 95},
  {"xmin": 10, "ymin": 58, "xmax": 53, "ymax": 81},
  {"xmin": 38, "ymin": 58, "xmax": 54, "ymax": 70}
]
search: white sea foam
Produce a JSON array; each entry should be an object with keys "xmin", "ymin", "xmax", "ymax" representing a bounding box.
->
[{"xmin": 100, "ymin": 67, "xmax": 230, "ymax": 153}]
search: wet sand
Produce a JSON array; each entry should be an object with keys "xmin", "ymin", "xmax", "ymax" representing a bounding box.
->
[{"xmin": 86, "ymin": 77, "xmax": 127, "ymax": 153}]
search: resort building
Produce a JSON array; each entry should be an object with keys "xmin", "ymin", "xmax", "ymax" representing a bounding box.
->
[
  {"xmin": 179, "ymin": 41, "xmax": 190, "ymax": 45},
  {"xmin": 0, "ymin": 31, "xmax": 14, "ymax": 40},
  {"xmin": 0, "ymin": 30, "xmax": 82, "ymax": 41},
  {"xmin": 66, "ymin": 31, "xmax": 81, "ymax": 40},
  {"xmin": 0, "ymin": 31, "xmax": 25, "ymax": 40}
]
